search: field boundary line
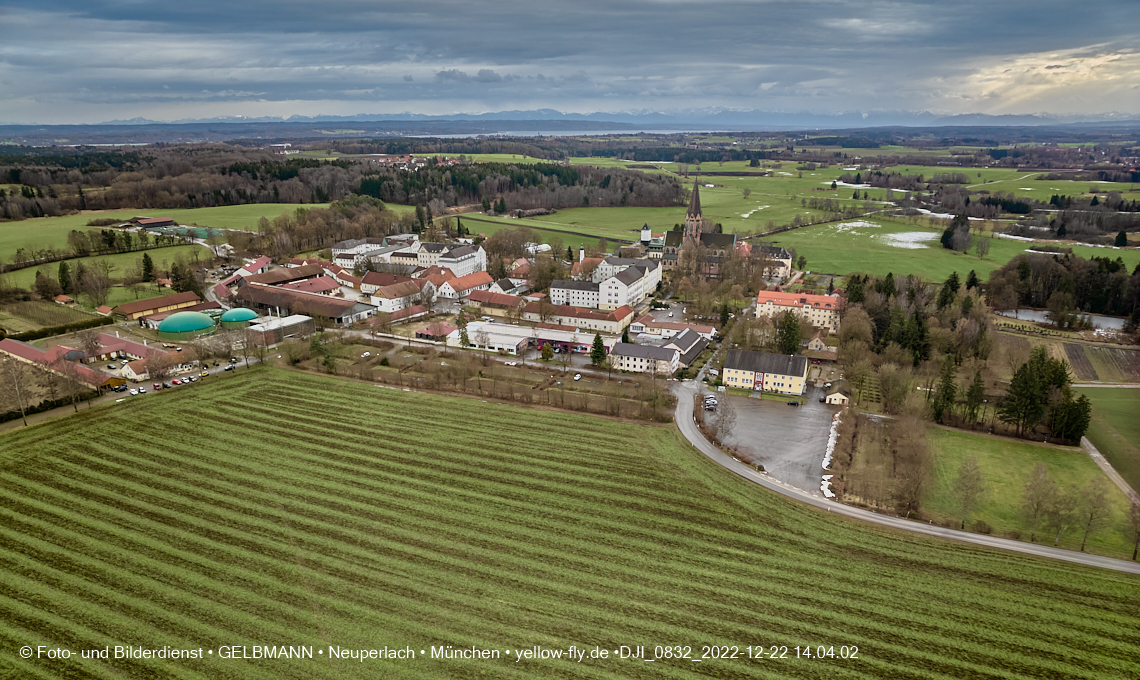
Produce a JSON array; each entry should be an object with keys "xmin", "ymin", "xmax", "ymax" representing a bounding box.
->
[{"xmin": 1081, "ymin": 436, "xmax": 1140, "ymax": 506}]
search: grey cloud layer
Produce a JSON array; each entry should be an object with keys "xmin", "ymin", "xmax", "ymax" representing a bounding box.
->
[{"xmin": 1, "ymin": 0, "xmax": 1136, "ymax": 123}]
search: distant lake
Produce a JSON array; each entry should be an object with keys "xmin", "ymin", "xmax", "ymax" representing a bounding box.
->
[{"xmin": 996, "ymin": 309, "xmax": 1125, "ymax": 330}]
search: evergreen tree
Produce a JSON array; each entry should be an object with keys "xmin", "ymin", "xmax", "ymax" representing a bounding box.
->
[
  {"xmin": 1057, "ymin": 223, "xmax": 1066, "ymax": 238},
  {"xmin": 566, "ymin": 246, "xmax": 573, "ymax": 262},
  {"xmin": 141, "ymin": 252, "xmax": 154, "ymax": 282},
  {"xmin": 621, "ymin": 326, "xmax": 630, "ymax": 344},
  {"xmin": 961, "ymin": 295, "xmax": 974, "ymax": 316},
  {"xmin": 457, "ymin": 310, "xmax": 469, "ymax": 347},
  {"xmin": 589, "ymin": 333, "xmax": 606, "ymax": 367},
  {"xmin": 931, "ymin": 355, "xmax": 958, "ymax": 423},
  {"xmin": 999, "ymin": 361, "xmax": 1046, "ymax": 436},
  {"xmin": 541, "ymin": 342, "xmax": 553, "ymax": 361},
  {"xmin": 720, "ymin": 303, "xmax": 730, "ymax": 328},
  {"xmin": 845, "ymin": 274, "xmax": 865, "ymax": 304},
  {"xmin": 775, "ymin": 310, "xmax": 801, "ymax": 355},
  {"xmin": 1116, "ymin": 230, "xmax": 1128, "ymax": 247},
  {"xmin": 965, "ymin": 269, "xmax": 979, "ymax": 290},
  {"xmin": 964, "ymin": 369, "xmax": 985, "ymax": 423},
  {"xmin": 58, "ymin": 261, "xmax": 72, "ymax": 294},
  {"xmin": 1050, "ymin": 389, "xmax": 1092, "ymax": 442}
]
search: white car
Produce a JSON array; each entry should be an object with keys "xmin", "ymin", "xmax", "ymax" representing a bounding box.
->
[
  {"xmin": 668, "ymin": 312, "xmax": 673, "ymax": 317},
  {"xmin": 129, "ymin": 388, "xmax": 138, "ymax": 396},
  {"xmin": 361, "ymin": 352, "xmax": 371, "ymax": 358},
  {"xmin": 574, "ymin": 374, "xmax": 581, "ymax": 381},
  {"xmin": 709, "ymin": 369, "xmax": 719, "ymax": 376}
]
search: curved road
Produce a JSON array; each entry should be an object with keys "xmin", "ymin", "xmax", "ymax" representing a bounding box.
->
[{"xmin": 671, "ymin": 380, "xmax": 1140, "ymax": 575}]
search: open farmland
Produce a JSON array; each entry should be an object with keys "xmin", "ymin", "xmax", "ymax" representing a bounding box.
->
[
  {"xmin": 1, "ymin": 369, "xmax": 1138, "ymax": 679},
  {"xmin": 0, "ymin": 203, "xmax": 334, "ymax": 257},
  {"xmin": 4, "ymin": 244, "xmax": 211, "ymax": 291},
  {"xmin": 0, "ymin": 301, "xmax": 97, "ymax": 333},
  {"xmin": 1076, "ymin": 387, "xmax": 1140, "ymax": 493}
]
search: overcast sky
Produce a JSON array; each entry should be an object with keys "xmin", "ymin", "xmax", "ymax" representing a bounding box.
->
[{"xmin": 1, "ymin": 0, "xmax": 1137, "ymax": 124}]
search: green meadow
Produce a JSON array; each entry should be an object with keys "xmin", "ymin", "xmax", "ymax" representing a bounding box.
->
[
  {"xmin": 4, "ymin": 244, "xmax": 211, "ymax": 291},
  {"xmin": 0, "ymin": 204, "xmax": 334, "ymax": 259},
  {"xmin": 925, "ymin": 428, "xmax": 1135, "ymax": 557},
  {"xmin": 0, "ymin": 368, "xmax": 1136, "ymax": 679},
  {"xmin": 1076, "ymin": 387, "xmax": 1140, "ymax": 493}
]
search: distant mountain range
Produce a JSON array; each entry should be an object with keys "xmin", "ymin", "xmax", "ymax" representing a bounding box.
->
[{"xmin": 96, "ymin": 108, "xmax": 1138, "ymax": 129}]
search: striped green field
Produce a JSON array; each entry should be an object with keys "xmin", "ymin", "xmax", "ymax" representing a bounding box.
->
[{"xmin": 1, "ymin": 368, "xmax": 1137, "ymax": 679}]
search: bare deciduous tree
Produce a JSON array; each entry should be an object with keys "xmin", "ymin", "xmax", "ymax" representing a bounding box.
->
[
  {"xmin": 0, "ymin": 356, "xmax": 33, "ymax": 426},
  {"xmin": 1021, "ymin": 463, "xmax": 1056, "ymax": 543},
  {"xmin": 1075, "ymin": 476, "xmax": 1113, "ymax": 552},
  {"xmin": 951, "ymin": 456, "xmax": 986, "ymax": 530}
]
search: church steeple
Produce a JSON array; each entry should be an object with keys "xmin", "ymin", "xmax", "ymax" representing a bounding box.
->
[
  {"xmin": 686, "ymin": 180, "xmax": 702, "ymax": 219},
  {"xmin": 684, "ymin": 179, "xmax": 703, "ymax": 240}
]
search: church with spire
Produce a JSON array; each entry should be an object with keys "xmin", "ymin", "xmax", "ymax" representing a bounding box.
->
[{"xmin": 662, "ymin": 179, "xmax": 737, "ymax": 273}]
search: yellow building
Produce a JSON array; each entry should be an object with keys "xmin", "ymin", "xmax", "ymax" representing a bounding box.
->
[{"xmin": 722, "ymin": 349, "xmax": 810, "ymax": 395}]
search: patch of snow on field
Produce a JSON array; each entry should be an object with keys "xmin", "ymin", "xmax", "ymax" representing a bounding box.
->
[
  {"xmin": 833, "ymin": 220, "xmax": 879, "ymax": 231},
  {"xmin": 1020, "ymin": 187, "xmax": 1033, "ymax": 190},
  {"xmin": 822, "ymin": 412, "xmax": 841, "ymax": 470},
  {"xmin": 994, "ymin": 233, "xmax": 1035, "ymax": 242},
  {"xmin": 741, "ymin": 206, "xmax": 770, "ymax": 218},
  {"xmin": 877, "ymin": 231, "xmax": 939, "ymax": 249},
  {"xmin": 914, "ymin": 208, "xmax": 983, "ymax": 221},
  {"xmin": 822, "ymin": 181, "xmax": 871, "ymax": 188},
  {"xmin": 777, "ymin": 172, "xmax": 794, "ymax": 176},
  {"xmin": 821, "ymin": 475, "xmax": 835, "ymax": 498}
]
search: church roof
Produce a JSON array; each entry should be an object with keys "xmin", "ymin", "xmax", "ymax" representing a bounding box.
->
[{"xmin": 686, "ymin": 180, "xmax": 702, "ymax": 217}]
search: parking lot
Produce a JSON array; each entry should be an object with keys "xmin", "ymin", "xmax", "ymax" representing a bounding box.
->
[{"xmin": 714, "ymin": 384, "xmax": 838, "ymax": 495}]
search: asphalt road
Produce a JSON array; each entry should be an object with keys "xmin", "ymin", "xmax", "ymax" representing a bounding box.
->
[{"xmin": 671, "ymin": 380, "xmax": 1140, "ymax": 575}]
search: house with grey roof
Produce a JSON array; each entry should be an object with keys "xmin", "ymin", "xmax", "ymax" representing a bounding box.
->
[{"xmin": 610, "ymin": 343, "xmax": 679, "ymax": 375}]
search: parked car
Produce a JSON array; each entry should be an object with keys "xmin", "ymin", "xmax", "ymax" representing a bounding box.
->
[
  {"xmin": 189, "ymin": 376, "xmax": 198, "ymax": 382},
  {"xmin": 361, "ymin": 352, "xmax": 371, "ymax": 358},
  {"xmin": 163, "ymin": 382, "xmax": 172, "ymax": 389},
  {"xmin": 668, "ymin": 312, "xmax": 673, "ymax": 317},
  {"xmin": 107, "ymin": 364, "xmax": 117, "ymax": 370},
  {"xmin": 137, "ymin": 387, "xmax": 146, "ymax": 393},
  {"xmin": 200, "ymin": 371, "xmax": 209, "ymax": 377},
  {"xmin": 171, "ymin": 379, "xmax": 182, "ymax": 386},
  {"xmin": 819, "ymin": 396, "xmax": 826, "ymax": 403},
  {"xmin": 120, "ymin": 359, "xmax": 129, "ymax": 365},
  {"xmin": 153, "ymin": 382, "xmax": 162, "ymax": 390},
  {"xmin": 787, "ymin": 401, "xmax": 799, "ymax": 406},
  {"xmin": 229, "ymin": 358, "xmax": 238, "ymax": 364},
  {"xmin": 129, "ymin": 388, "xmax": 138, "ymax": 396},
  {"xmin": 574, "ymin": 374, "xmax": 581, "ymax": 381},
  {"xmin": 224, "ymin": 365, "xmax": 235, "ymax": 371}
]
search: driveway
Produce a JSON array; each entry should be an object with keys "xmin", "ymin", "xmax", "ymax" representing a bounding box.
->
[{"xmin": 714, "ymin": 384, "xmax": 836, "ymax": 494}]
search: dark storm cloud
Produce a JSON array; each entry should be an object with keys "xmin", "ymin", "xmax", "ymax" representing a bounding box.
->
[{"xmin": 0, "ymin": 0, "xmax": 1136, "ymax": 123}]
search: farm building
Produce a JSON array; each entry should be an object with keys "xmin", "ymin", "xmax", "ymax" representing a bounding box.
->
[
  {"xmin": 234, "ymin": 283, "xmax": 374, "ymax": 326},
  {"xmin": 113, "ymin": 291, "xmax": 202, "ymax": 321},
  {"xmin": 247, "ymin": 315, "xmax": 315, "ymax": 347},
  {"xmin": 722, "ymin": 350, "xmax": 810, "ymax": 395},
  {"xmin": 156, "ymin": 311, "xmax": 217, "ymax": 341},
  {"xmin": 220, "ymin": 307, "xmax": 259, "ymax": 329}
]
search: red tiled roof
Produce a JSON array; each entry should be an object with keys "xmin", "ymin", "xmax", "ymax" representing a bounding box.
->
[
  {"xmin": 756, "ymin": 290, "xmax": 840, "ymax": 310},
  {"xmin": 362, "ymin": 271, "xmax": 413, "ymax": 287},
  {"xmin": 241, "ymin": 256, "xmax": 272, "ymax": 273},
  {"xmin": 0, "ymin": 338, "xmax": 110, "ymax": 387},
  {"xmin": 447, "ymin": 271, "xmax": 494, "ymax": 292},
  {"xmin": 281, "ymin": 277, "xmax": 341, "ymax": 294},
  {"xmin": 96, "ymin": 305, "xmax": 113, "ymax": 315},
  {"xmin": 522, "ymin": 302, "xmax": 632, "ymax": 323},
  {"xmin": 54, "ymin": 294, "xmax": 73, "ymax": 302}
]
